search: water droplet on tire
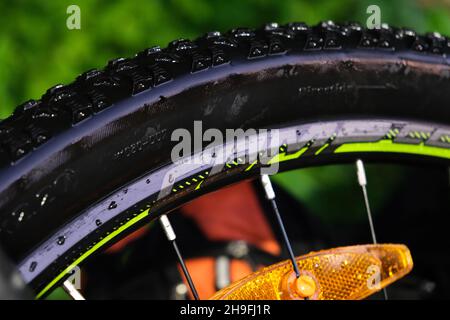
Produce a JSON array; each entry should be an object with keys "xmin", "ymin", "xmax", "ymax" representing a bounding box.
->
[
  {"xmin": 29, "ymin": 261, "xmax": 37, "ymax": 272},
  {"xmin": 108, "ymin": 201, "xmax": 117, "ymax": 210},
  {"xmin": 57, "ymin": 236, "xmax": 65, "ymax": 245}
]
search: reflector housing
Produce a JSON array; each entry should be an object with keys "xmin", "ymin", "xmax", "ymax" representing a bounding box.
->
[{"xmin": 210, "ymin": 244, "xmax": 413, "ymax": 300}]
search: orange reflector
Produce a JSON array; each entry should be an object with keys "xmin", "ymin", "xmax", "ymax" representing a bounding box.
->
[{"xmin": 210, "ymin": 244, "xmax": 413, "ymax": 300}]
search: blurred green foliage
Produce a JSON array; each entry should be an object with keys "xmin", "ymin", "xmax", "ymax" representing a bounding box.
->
[
  {"xmin": 272, "ymin": 163, "xmax": 410, "ymax": 223},
  {"xmin": 0, "ymin": 0, "xmax": 449, "ymax": 119}
]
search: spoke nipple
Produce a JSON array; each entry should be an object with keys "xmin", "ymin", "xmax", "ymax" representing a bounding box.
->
[
  {"xmin": 261, "ymin": 174, "xmax": 275, "ymax": 200},
  {"xmin": 160, "ymin": 214, "xmax": 176, "ymax": 241},
  {"xmin": 356, "ymin": 159, "xmax": 367, "ymax": 186}
]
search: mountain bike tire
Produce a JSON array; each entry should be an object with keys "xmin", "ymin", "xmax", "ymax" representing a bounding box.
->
[{"xmin": 0, "ymin": 21, "xmax": 449, "ymax": 298}]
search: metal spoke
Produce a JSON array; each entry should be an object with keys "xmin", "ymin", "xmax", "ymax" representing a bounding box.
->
[
  {"xmin": 159, "ymin": 214, "xmax": 199, "ymax": 300},
  {"xmin": 261, "ymin": 174, "xmax": 300, "ymax": 278},
  {"xmin": 355, "ymin": 159, "xmax": 388, "ymax": 300},
  {"xmin": 62, "ymin": 280, "xmax": 85, "ymax": 300}
]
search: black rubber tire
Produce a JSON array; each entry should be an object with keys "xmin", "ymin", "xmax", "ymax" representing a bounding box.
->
[{"xmin": 0, "ymin": 21, "xmax": 449, "ymax": 295}]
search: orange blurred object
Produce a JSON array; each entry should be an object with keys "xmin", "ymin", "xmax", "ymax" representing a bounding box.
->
[
  {"xmin": 178, "ymin": 257, "xmax": 254, "ymax": 300},
  {"xmin": 210, "ymin": 244, "xmax": 413, "ymax": 300},
  {"xmin": 108, "ymin": 181, "xmax": 280, "ymax": 255},
  {"xmin": 182, "ymin": 181, "xmax": 281, "ymax": 256}
]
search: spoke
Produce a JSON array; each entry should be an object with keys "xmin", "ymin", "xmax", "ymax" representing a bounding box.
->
[
  {"xmin": 62, "ymin": 280, "xmax": 85, "ymax": 300},
  {"xmin": 261, "ymin": 174, "xmax": 301, "ymax": 278},
  {"xmin": 159, "ymin": 214, "xmax": 199, "ymax": 300},
  {"xmin": 355, "ymin": 159, "xmax": 388, "ymax": 300}
]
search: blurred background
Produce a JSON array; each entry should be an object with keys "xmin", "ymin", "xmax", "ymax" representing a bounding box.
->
[{"xmin": 0, "ymin": 0, "xmax": 449, "ymax": 299}]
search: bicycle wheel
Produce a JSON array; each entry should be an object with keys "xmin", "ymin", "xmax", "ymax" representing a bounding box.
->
[{"xmin": 0, "ymin": 21, "xmax": 449, "ymax": 298}]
